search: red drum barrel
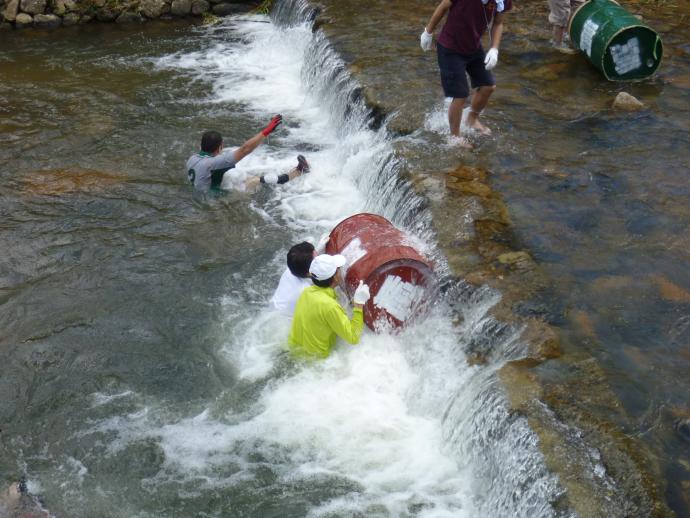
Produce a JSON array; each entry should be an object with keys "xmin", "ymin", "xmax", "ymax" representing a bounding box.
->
[{"xmin": 325, "ymin": 213, "xmax": 438, "ymax": 332}]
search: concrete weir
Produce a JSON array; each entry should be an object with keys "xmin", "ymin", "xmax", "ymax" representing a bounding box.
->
[{"xmin": 305, "ymin": 0, "xmax": 673, "ymax": 516}]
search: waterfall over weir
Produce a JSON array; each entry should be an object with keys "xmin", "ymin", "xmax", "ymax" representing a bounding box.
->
[{"xmin": 266, "ymin": 1, "xmax": 568, "ymax": 516}]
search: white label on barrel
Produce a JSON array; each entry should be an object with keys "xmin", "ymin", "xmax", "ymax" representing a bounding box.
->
[
  {"xmin": 340, "ymin": 238, "xmax": 367, "ymax": 279},
  {"xmin": 610, "ymin": 38, "xmax": 642, "ymax": 74},
  {"xmin": 374, "ymin": 275, "xmax": 426, "ymax": 323},
  {"xmin": 580, "ymin": 19, "xmax": 599, "ymax": 57}
]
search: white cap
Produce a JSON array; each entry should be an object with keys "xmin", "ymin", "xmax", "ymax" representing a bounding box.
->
[{"xmin": 309, "ymin": 254, "xmax": 347, "ymax": 281}]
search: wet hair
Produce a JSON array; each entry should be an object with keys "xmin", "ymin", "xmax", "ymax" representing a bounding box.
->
[
  {"xmin": 201, "ymin": 130, "xmax": 223, "ymax": 153},
  {"xmin": 287, "ymin": 241, "xmax": 315, "ymax": 278},
  {"xmin": 312, "ymin": 275, "xmax": 335, "ymax": 288}
]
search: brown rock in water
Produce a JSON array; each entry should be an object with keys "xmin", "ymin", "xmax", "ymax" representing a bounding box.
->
[
  {"xmin": 499, "ymin": 361, "xmax": 542, "ymax": 412},
  {"xmin": 497, "ymin": 250, "xmax": 532, "ymax": 267},
  {"xmin": 448, "ymin": 164, "xmax": 488, "ymax": 183},
  {"xmin": 523, "ymin": 62, "xmax": 569, "ymax": 81},
  {"xmin": 569, "ymin": 309, "xmax": 598, "ymax": 341},
  {"xmin": 447, "ymin": 180, "xmax": 492, "ymax": 198},
  {"xmin": 650, "ymin": 274, "xmax": 690, "ymax": 303},
  {"xmin": 20, "ymin": 169, "xmax": 128, "ymax": 195},
  {"xmin": 613, "ymin": 91, "xmax": 645, "ymax": 111},
  {"xmin": 522, "ymin": 318, "xmax": 561, "ymax": 360}
]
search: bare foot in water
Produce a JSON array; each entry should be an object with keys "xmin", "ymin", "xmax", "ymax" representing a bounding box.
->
[
  {"xmin": 469, "ymin": 118, "xmax": 492, "ymax": 136},
  {"xmin": 450, "ymin": 135, "xmax": 474, "ymax": 149}
]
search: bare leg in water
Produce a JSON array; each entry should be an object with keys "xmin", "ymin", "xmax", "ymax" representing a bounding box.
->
[
  {"xmin": 466, "ymin": 85, "xmax": 496, "ymax": 135},
  {"xmin": 448, "ymin": 98, "xmax": 473, "ymax": 149}
]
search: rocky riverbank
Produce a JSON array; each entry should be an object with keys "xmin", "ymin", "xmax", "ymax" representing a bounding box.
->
[{"xmin": 0, "ymin": 0, "xmax": 261, "ymax": 29}]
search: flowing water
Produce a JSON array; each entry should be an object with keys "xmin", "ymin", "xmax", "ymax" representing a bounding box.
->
[
  {"xmin": 0, "ymin": 1, "xmax": 688, "ymax": 517},
  {"xmin": 0, "ymin": 12, "xmax": 564, "ymax": 518}
]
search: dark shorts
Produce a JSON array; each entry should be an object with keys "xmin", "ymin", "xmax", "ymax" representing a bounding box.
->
[{"xmin": 436, "ymin": 43, "xmax": 495, "ymax": 99}]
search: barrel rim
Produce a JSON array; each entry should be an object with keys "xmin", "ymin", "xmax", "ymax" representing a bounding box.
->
[
  {"xmin": 331, "ymin": 212, "xmax": 391, "ymax": 230},
  {"xmin": 344, "ymin": 246, "xmax": 436, "ymax": 291},
  {"xmin": 601, "ymin": 25, "xmax": 663, "ymax": 81},
  {"xmin": 569, "ymin": 0, "xmax": 622, "ymax": 34}
]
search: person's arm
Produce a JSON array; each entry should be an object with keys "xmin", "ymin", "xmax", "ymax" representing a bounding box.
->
[
  {"xmin": 232, "ymin": 114, "xmax": 283, "ymax": 164},
  {"xmin": 489, "ymin": 11, "xmax": 505, "ymax": 50},
  {"xmin": 233, "ymin": 132, "xmax": 265, "ymax": 164},
  {"xmin": 425, "ymin": 0, "xmax": 452, "ymax": 34},
  {"xmin": 324, "ymin": 304, "xmax": 364, "ymax": 345}
]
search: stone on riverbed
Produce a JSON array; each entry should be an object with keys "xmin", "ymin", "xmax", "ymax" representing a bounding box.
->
[
  {"xmin": 14, "ymin": 11, "xmax": 31, "ymax": 26},
  {"xmin": 613, "ymin": 91, "xmax": 645, "ymax": 111},
  {"xmin": 191, "ymin": 0, "xmax": 209, "ymax": 15},
  {"xmin": 33, "ymin": 12, "xmax": 60, "ymax": 27},
  {"xmin": 96, "ymin": 7, "xmax": 120, "ymax": 21},
  {"xmin": 19, "ymin": 0, "xmax": 44, "ymax": 14},
  {"xmin": 62, "ymin": 11, "xmax": 78, "ymax": 24},
  {"xmin": 1, "ymin": 0, "xmax": 19, "ymax": 21},
  {"xmin": 140, "ymin": 0, "xmax": 167, "ymax": 18},
  {"xmin": 53, "ymin": 0, "xmax": 76, "ymax": 14},
  {"xmin": 170, "ymin": 0, "xmax": 191, "ymax": 16}
]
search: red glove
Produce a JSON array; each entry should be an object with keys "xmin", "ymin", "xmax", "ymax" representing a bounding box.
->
[{"xmin": 261, "ymin": 114, "xmax": 283, "ymax": 136}]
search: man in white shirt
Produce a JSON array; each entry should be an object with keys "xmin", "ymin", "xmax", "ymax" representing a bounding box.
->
[{"xmin": 270, "ymin": 242, "xmax": 316, "ymax": 317}]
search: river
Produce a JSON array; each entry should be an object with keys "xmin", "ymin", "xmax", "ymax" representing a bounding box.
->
[{"xmin": 0, "ymin": 0, "xmax": 688, "ymax": 516}]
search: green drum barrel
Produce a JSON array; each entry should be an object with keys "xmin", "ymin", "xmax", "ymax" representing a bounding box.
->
[{"xmin": 569, "ymin": 0, "xmax": 663, "ymax": 81}]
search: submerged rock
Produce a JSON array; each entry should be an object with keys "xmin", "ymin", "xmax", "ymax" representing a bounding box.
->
[
  {"xmin": 676, "ymin": 419, "xmax": 690, "ymax": 444},
  {"xmin": 650, "ymin": 274, "xmax": 690, "ymax": 303}
]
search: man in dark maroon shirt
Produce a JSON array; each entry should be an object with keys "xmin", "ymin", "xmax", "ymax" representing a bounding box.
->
[{"xmin": 421, "ymin": 0, "xmax": 511, "ymax": 148}]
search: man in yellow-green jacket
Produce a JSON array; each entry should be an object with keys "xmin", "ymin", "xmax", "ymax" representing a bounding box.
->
[{"xmin": 288, "ymin": 254, "xmax": 371, "ymax": 359}]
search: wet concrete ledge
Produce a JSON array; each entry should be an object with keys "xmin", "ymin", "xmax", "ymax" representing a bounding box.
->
[{"xmin": 309, "ymin": 1, "xmax": 674, "ymax": 516}]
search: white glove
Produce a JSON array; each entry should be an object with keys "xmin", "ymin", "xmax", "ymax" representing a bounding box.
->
[
  {"xmin": 353, "ymin": 280, "xmax": 371, "ymax": 305},
  {"xmin": 420, "ymin": 29, "xmax": 433, "ymax": 52},
  {"xmin": 484, "ymin": 48, "xmax": 499, "ymax": 70},
  {"xmin": 316, "ymin": 233, "xmax": 330, "ymax": 254}
]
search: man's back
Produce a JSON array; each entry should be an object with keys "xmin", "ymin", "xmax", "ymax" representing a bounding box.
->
[
  {"xmin": 289, "ymin": 285, "xmax": 364, "ymax": 358},
  {"xmin": 270, "ymin": 268, "xmax": 312, "ymax": 317},
  {"xmin": 185, "ymin": 150, "xmax": 237, "ymax": 191}
]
